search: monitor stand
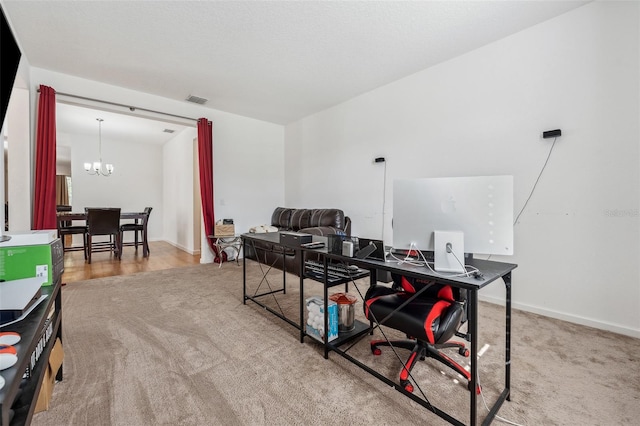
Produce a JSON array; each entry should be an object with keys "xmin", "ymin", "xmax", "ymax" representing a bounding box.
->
[{"xmin": 434, "ymin": 230, "xmax": 465, "ymax": 273}]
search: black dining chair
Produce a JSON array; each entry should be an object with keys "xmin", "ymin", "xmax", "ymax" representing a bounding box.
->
[
  {"xmin": 56, "ymin": 205, "xmax": 88, "ymax": 259},
  {"xmin": 85, "ymin": 207, "xmax": 121, "ymax": 264},
  {"xmin": 120, "ymin": 207, "xmax": 152, "ymax": 257}
]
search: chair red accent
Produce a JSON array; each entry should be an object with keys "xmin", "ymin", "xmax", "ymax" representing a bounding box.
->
[{"xmin": 364, "ymin": 274, "xmax": 473, "ymax": 393}]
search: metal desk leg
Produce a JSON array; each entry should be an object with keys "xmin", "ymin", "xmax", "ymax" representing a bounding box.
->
[
  {"xmin": 369, "ymin": 270, "xmax": 377, "ymax": 334},
  {"xmin": 282, "ymin": 245, "xmax": 287, "ymax": 294},
  {"xmin": 504, "ymin": 272, "xmax": 512, "ymax": 400},
  {"xmin": 323, "ymin": 256, "xmax": 330, "ymax": 359},
  {"xmin": 242, "ymin": 238, "xmax": 247, "ymax": 305},
  {"xmin": 469, "ymin": 289, "xmax": 478, "ymax": 426},
  {"xmin": 483, "ymin": 272, "xmax": 513, "ymax": 425},
  {"xmin": 299, "ymin": 249, "xmax": 305, "ymax": 343}
]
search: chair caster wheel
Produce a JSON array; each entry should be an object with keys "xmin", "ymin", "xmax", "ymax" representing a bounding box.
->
[
  {"xmin": 467, "ymin": 382, "xmax": 481, "ymax": 394},
  {"xmin": 372, "ymin": 347, "xmax": 382, "ymax": 356},
  {"xmin": 401, "ymin": 381, "xmax": 414, "ymax": 393},
  {"xmin": 459, "ymin": 347, "xmax": 470, "ymax": 357}
]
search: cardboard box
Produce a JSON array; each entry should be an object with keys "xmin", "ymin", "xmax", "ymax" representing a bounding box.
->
[
  {"xmin": 34, "ymin": 337, "xmax": 64, "ymax": 413},
  {"xmin": 305, "ymin": 297, "xmax": 338, "ymax": 342},
  {"xmin": 214, "ymin": 224, "xmax": 235, "ymax": 236}
]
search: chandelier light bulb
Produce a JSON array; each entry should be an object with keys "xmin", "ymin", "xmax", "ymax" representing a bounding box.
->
[{"xmin": 85, "ymin": 118, "xmax": 114, "ymax": 177}]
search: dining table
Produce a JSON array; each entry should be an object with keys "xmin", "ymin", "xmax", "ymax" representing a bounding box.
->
[{"xmin": 56, "ymin": 211, "xmax": 150, "ymax": 257}]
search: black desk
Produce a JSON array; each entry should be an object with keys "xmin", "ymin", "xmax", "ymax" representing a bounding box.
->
[
  {"xmin": 0, "ymin": 280, "xmax": 63, "ymax": 426},
  {"xmin": 242, "ymin": 232, "xmax": 370, "ymax": 342},
  {"xmin": 321, "ymin": 252, "xmax": 516, "ymax": 426},
  {"xmin": 241, "ymin": 232, "xmax": 517, "ymax": 426},
  {"xmin": 242, "ymin": 232, "xmax": 297, "ymax": 328}
]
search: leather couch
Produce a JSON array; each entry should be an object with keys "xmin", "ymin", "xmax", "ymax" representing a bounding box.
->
[{"xmin": 244, "ymin": 207, "xmax": 351, "ymax": 276}]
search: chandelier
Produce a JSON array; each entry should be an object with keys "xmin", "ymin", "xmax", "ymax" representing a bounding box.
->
[{"xmin": 84, "ymin": 118, "xmax": 114, "ymax": 176}]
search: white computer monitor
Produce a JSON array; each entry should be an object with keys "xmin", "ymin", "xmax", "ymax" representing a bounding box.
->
[{"xmin": 392, "ymin": 175, "xmax": 514, "ymax": 264}]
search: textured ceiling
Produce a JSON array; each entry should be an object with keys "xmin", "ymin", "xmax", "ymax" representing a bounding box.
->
[{"xmin": 3, "ymin": 0, "xmax": 588, "ymax": 128}]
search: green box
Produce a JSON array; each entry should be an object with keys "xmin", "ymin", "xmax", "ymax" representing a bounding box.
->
[{"xmin": 0, "ymin": 243, "xmax": 55, "ymax": 286}]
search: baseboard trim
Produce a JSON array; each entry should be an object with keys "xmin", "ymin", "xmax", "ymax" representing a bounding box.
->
[
  {"xmin": 480, "ymin": 294, "xmax": 640, "ymax": 339},
  {"xmin": 162, "ymin": 239, "xmax": 200, "ymax": 256}
]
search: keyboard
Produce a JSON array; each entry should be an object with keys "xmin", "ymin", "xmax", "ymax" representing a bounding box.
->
[{"xmin": 305, "ymin": 260, "xmax": 365, "ymax": 279}]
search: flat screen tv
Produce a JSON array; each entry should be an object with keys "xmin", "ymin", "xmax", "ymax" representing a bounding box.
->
[
  {"xmin": 1, "ymin": 4, "xmax": 22, "ymax": 131},
  {"xmin": 1, "ymin": 4, "xmax": 21, "ymax": 241},
  {"xmin": 392, "ymin": 175, "xmax": 514, "ymax": 264}
]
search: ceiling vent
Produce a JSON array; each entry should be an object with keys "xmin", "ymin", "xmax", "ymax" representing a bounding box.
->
[
  {"xmin": 163, "ymin": 129, "xmax": 175, "ymax": 133},
  {"xmin": 185, "ymin": 95, "xmax": 208, "ymax": 104}
]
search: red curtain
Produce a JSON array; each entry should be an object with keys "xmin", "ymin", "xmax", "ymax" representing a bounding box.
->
[
  {"xmin": 33, "ymin": 85, "xmax": 57, "ymax": 230},
  {"xmin": 197, "ymin": 118, "xmax": 224, "ymax": 262}
]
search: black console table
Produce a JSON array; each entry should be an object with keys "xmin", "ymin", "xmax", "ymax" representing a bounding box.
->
[
  {"xmin": 0, "ymin": 279, "xmax": 63, "ymax": 426},
  {"xmin": 242, "ymin": 232, "xmax": 371, "ymax": 345},
  {"xmin": 241, "ymin": 232, "xmax": 517, "ymax": 426}
]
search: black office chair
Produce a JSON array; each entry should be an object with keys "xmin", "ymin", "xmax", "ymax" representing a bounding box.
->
[
  {"xmin": 86, "ymin": 208, "xmax": 121, "ymax": 264},
  {"xmin": 119, "ymin": 207, "xmax": 152, "ymax": 257},
  {"xmin": 363, "ymin": 273, "xmax": 473, "ymax": 393},
  {"xmin": 56, "ymin": 205, "xmax": 88, "ymax": 259}
]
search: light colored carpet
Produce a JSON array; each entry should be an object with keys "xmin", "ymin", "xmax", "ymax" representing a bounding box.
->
[{"xmin": 31, "ymin": 262, "xmax": 640, "ymax": 425}]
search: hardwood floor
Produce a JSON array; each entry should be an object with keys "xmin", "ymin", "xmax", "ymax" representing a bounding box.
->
[{"xmin": 61, "ymin": 241, "xmax": 201, "ymax": 283}]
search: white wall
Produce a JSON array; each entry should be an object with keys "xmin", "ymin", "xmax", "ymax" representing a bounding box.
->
[
  {"xmin": 163, "ymin": 128, "xmax": 198, "ymax": 253},
  {"xmin": 60, "ymin": 131, "xmax": 164, "ymax": 242},
  {"xmin": 4, "ymin": 56, "xmax": 33, "ymax": 234},
  {"xmin": 6, "ymin": 86, "xmax": 31, "ymax": 232},
  {"xmin": 285, "ymin": 2, "xmax": 640, "ymax": 337},
  {"xmin": 8, "ymin": 68, "xmax": 285, "ymax": 261},
  {"xmin": 198, "ymin": 109, "xmax": 286, "ymax": 261},
  {"xmin": 212, "ymin": 111, "xmax": 286, "ymax": 234}
]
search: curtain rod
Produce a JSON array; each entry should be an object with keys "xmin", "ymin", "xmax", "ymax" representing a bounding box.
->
[{"xmin": 37, "ymin": 88, "xmax": 199, "ymax": 123}]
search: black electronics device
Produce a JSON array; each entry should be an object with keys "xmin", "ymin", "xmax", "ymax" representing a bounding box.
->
[
  {"xmin": 356, "ymin": 238, "xmax": 387, "ymax": 261},
  {"xmin": 328, "ymin": 234, "xmax": 351, "ymax": 255},
  {"xmin": 279, "ymin": 231, "xmax": 312, "ymax": 247},
  {"xmin": 355, "ymin": 242, "xmax": 376, "ymax": 259},
  {"xmin": 1, "ymin": 4, "xmax": 22, "ymax": 131},
  {"xmin": 543, "ymin": 129, "xmax": 562, "ymax": 138}
]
